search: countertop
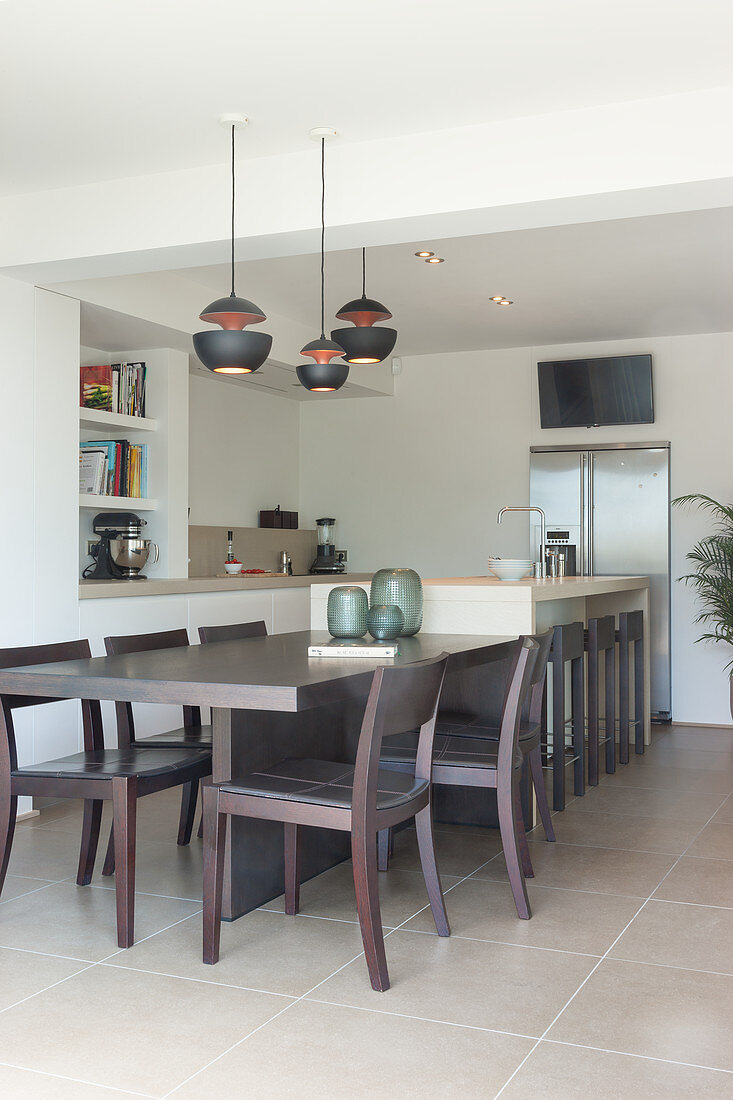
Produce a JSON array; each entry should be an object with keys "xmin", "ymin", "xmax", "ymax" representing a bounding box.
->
[{"xmin": 78, "ymin": 574, "xmax": 374, "ymax": 600}]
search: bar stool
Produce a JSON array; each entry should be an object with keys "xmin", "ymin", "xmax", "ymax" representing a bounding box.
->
[
  {"xmin": 585, "ymin": 615, "xmax": 616, "ymax": 785},
  {"xmin": 616, "ymin": 610, "xmax": 645, "ymax": 761},
  {"xmin": 546, "ymin": 622, "xmax": 586, "ymax": 811}
]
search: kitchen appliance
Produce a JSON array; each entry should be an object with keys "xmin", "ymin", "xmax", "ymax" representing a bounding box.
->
[
  {"xmin": 278, "ymin": 550, "xmax": 293, "ymax": 575},
  {"xmin": 545, "ymin": 530, "xmax": 577, "ymax": 576},
  {"xmin": 530, "ymin": 442, "xmax": 671, "ymax": 720},
  {"xmin": 309, "ymin": 517, "xmax": 345, "ymax": 575},
  {"xmin": 83, "ymin": 512, "xmax": 159, "ymax": 581}
]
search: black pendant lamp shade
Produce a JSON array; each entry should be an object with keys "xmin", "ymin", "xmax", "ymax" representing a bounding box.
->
[
  {"xmin": 331, "ymin": 247, "xmax": 397, "ymax": 364},
  {"xmin": 194, "ymin": 120, "xmax": 272, "ymax": 375},
  {"xmin": 298, "ymin": 135, "xmax": 348, "ymax": 393}
]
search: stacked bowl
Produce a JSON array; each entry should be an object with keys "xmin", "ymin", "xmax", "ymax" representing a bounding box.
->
[{"xmin": 488, "ymin": 558, "xmax": 533, "ymax": 581}]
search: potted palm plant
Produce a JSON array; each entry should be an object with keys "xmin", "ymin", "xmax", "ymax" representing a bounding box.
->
[{"xmin": 674, "ymin": 493, "xmax": 733, "ymax": 717}]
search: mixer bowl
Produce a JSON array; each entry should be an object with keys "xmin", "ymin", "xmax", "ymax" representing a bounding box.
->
[{"xmin": 109, "ymin": 538, "xmax": 159, "ymax": 578}]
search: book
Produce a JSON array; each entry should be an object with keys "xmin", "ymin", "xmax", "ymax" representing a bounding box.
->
[
  {"xmin": 79, "ymin": 448, "xmax": 107, "ymax": 494},
  {"xmin": 79, "ymin": 439, "xmax": 147, "ymax": 498},
  {"xmin": 308, "ymin": 641, "xmax": 399, "ymax": 659},
  {"xmin": 80, "ymin": 364, "xmax": 112, "ymax": 411}
]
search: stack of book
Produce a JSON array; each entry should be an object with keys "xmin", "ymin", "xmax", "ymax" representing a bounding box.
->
[
  {"xmin": 79, "ymin": 440, "xmax": 148, "ymax": 498},
  {"xmin": 80, "ymin": 362, "xmax": 146, "ymax": 417}
]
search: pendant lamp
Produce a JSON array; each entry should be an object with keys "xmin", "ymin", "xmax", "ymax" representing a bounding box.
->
[
  {"xmin": 331, "ymin": 247, "xmax": 397, "ymax": 364},
  {"xmin": 297, "ymin": 131, "xmax": 348, "ymax": 393},
  {"xmin": 194, "ymin": 115, "xmax": 272, "ymax": 375}
]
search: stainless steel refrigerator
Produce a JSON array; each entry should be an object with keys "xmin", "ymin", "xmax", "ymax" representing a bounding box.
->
[{"xmin": 529, "ymin": 442, "xmax": 671, "ymax": 720}]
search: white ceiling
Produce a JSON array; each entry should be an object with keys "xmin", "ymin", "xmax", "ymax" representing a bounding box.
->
[
  {"xmin": 178, "ymin": 207, "xmax": 733, "ymax": 355},
  {"xmin": 1, "ymin": 0, "xmax": 732, "ymax": 196}
]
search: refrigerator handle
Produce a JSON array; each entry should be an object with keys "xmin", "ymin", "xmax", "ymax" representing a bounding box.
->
[
  {"xmin": 579, "ymin": 453, "xmax": 586, "ymax": 576},
  {"xmin": 588, "ymin": 451, "xmax": 594, "ymax": 575}
]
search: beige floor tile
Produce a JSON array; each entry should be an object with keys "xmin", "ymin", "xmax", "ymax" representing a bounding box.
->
[
  {"xmin": 653, "ymin": 856, "xmax": 733, "ymax": 908},
  {"xmin": 599, "ymin": 765, "xmax": 733, "ymax": 794},
  {"xmin": 404, "ymin": 877, "xmax": 640, "ymax": 955},
  {"xmin": 711, "ymin": 795, "xmax": 733, "ymax": 825},
  {"xmin": 7, "ymin": 826, "xmax": 87, "ymax": 881},
  {"xmin": 310, "ymin": 930, "xmax": 596, "ymax": 1035},
  {"xmin": 474, "ymin": 841, "xmax": 676, "ymax": 898},
  {"xmin": 108, "ymin": 908, "xmax": 366, "ymax": 996},
  {"xmin": 530, "ymin": 808, "xmax": 700, "ymax": 855},
  {"xmin": 687, "ymin": 822, "xmax": 733, "ymax": 860},
  {"xmin": 568, "ymin": 783, "xmax": 727, "ymax": 823},
  {"xmin": 0, "ymin": 881, "xmax": 200, "ymax": 960},
  {"xmin": 0, "ymin": 874, "xmax": 56, "ymax": 903},
  {"xmin": 635, "ymin": 747, "xmax": 733, "ymax": 773},
  {"xmin": 500, "ymin": 1040, "xmax": 733, "ymax": 1099},
  {"xmin": 92, "ymin": 838, "xmax": 205, "ymax": 902},
  {"xmin": 0, "ymin": 1064, "xmax": 142, "ymax": 1099},
  {"xmin": 262, "ymin": 859, "xmax": 461, "ymax": 928},
  {"xmin": 386, "ymin": 824, "xmax": 502, "ymax": 876},
  {"xmin": 610, "ymin": 899, "xmax": 733, "ymax": 974},
  {"xmin": 0, "ymin": 947, "xmax": 89, "ymax": 1012},
  {"xmin": 655, "ymin": 728, "xmax": 733, "ymax": 752},
  {"xmin": 547, "ymin": 958, "xmax": 733, "ymax": 1071},
  {"xmin": 172, "ymin": 998, "xmax": 534, "ymax": 1099},
  {"xmin": 0, "ymin": 963, "xmax": 289, "ymax": 1096}
]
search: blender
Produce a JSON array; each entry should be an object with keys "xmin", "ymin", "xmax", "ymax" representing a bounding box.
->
[{"xmin": 309, "ymin": 517, "xmax": 344, "ymax": 574}]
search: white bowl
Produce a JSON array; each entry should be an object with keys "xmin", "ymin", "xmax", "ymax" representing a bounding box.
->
[
  {"xmin": 224, "ymin": 562, "xmax": 243, "ymax": 574},
  {"xmin": 488, "ymin": 558, "xmax": 533, "ymax": 581}
]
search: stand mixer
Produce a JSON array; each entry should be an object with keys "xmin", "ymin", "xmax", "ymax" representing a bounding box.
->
[{"xmin": 82, "ymin": 512, "xmax": 159, "ymax": 580}]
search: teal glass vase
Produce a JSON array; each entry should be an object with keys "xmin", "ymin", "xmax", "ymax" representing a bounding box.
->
[
  {"xmin": 327, "ymin": 586, "xmax": 369, "ymax": 638},
  {"xmin": 369, "ymin": 568, "xmax": 423, "ymax": 636},
  {"xmin": 367, "ymin": 604, "xmax": 404, "ymax": 641}
]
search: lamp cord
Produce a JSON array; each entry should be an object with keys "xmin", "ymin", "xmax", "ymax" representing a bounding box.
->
[
  {"xmin": 320, "ymin": 137, "xmax": 325, "ymax": 338},
  {"xmin": 230, "ymin": 124, "xmax": 236, "ymax": 298},
  {"xmin": 362, "ymin": 246, "xmax": 366, "ymax": 298}
]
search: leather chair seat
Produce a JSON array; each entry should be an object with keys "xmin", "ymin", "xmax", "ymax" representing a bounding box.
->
[
  {"xmin": 133, "ymin": 724, "xmax": 212, "ymax": 748},
  {"xmin": 221, "ymin": 757, "xmax": 429, "ymax": 811},
  {"xmin": 14, "ymin": 745, "xmax": 211, "ymax": 781},
  {"xmin": 381, "ymin": 732, "xmax": 524, "ymax": 772},
  {"xmin": 442, "ymin": 718, "xmax": 541, "ymax": 744}
]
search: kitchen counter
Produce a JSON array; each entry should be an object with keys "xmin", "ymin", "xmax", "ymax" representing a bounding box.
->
[{"xmin": 78, "ymin": 574, "xmax": 374, "ymax": 600}]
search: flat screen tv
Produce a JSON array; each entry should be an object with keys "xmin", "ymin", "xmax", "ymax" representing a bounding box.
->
[{"xmin": 537, "ymin": 354, "xmax": 654, "ymax": 428}]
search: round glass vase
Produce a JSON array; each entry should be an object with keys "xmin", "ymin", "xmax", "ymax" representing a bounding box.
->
[
  {"xmin": 367, "ymin": 604, "xmax": 404, "ymax": 641},
  {"xmin": 327, "ymin": 586, "xmax": 369, "ymax": 639},
  {"xmin": 369, "ymin": 568, "xmax": 423, "ymax": 636}
]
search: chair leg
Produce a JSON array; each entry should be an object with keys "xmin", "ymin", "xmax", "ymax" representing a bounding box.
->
[
  {"xmin": 377, "ymin": 827, "xmax": 391, "ymax": 871},
  {"xmin": 619, "ymin": 630, "xmax": 630, "ymax": 765},
  {"xmin": 284, "ymin": 822, "xmax": 300, "ymax": 915},
  {"xmin": 587, "ymin": 645, "xmax": 600, "ymax": 787},
  {"xmin": 112, "ymin": 777, "xmax": 137, "ymax": 949},
  {"xmin": 177, "ymin": 780, "xmax": 199, "ymax": 847},
  {"xmin": 528, "ymin": 745, "xmax": 555, "ymax": 842},
  {"xmin": 414, "ymin": 805, "xmax": 450, "ymax": 937},
  {"xmin": 498, "ymin": 778, "xmax": 531, "ymax": 920},
  {"xmin": 202, "ymin": 783, "xmax": 227, "ymax": 965},
  {"xmin": 514, "ymin": 796, "xmax": 534, "ymax": 878},
  {"xmin": 605, "ymin": 647, "xmax": 616, "ymax": 775},
  {"xmin": 0, "ymin": 789, "xmax": 17, "ymax": 896},
  {"xmin": 102, "ymin": 824, "xmax": 115, "ymax": 876},
  {"xmin": 351, "ymin": 828, "xmax": 390, "ymax": 992},
  {"xmin": 197, "ymin": 814, "xmax": 204, "ymax": 839},
  {"xmin": 76, "ymin": 799, "xmax": 103, "ymax": 885}
]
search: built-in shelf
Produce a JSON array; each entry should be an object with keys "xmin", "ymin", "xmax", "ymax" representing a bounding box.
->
[
  {"xmin": 79, "ymin": 408, "xmax": 158, "ymax": 433},
  {"xmin": 79, "ymin": 494, "xmax": 158, "ymax": 511}
]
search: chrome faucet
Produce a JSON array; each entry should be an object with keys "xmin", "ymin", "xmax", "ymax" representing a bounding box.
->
[{"xmin": 497, "ymin": 506, "xmax": 547, "ymax": 578}]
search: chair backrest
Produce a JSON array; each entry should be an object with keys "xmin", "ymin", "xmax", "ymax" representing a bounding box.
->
[
  {"xmin": 351, "ymin": 653, "xmax": 450, "ymax": 823},
  {"xmin": 496, "ymin": 637, "xmax": 540, "ymax": 776},
  {"xmin": 198, "ymin": 620, "xmax": 268, "ymax": 644},
  {"xmin": 104, "ymin": 628, "xmax": 199, "ymax": 744},
  {"xmin": 0, "ymin": 639, "xmax": 104, "ymax": 772},
  {"xmin": 526, "ymin": 627, "xmax": 553, "ymax": 729}
]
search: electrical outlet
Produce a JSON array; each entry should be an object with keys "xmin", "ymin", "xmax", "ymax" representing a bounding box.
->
[
  {"xmin": 336, "ymin": 549, "xmax": 348, "ymax": 563},
  {"xmin": 87, "ymin": 539, "xmax": 100, "ymax": 557}
]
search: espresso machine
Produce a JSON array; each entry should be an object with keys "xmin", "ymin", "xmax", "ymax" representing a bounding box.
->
[
  {"xmin": 309, "ymin": 517, "xmax": 345, "ymax": 575},
  {"xmin": 82, "ymin": 512, "xmax": 159, "ymax": 580}
]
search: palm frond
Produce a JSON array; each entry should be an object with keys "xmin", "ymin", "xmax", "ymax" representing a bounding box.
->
[{"xmin": 674, "ymin": 494, "xmax": 733, "ymax": 656}]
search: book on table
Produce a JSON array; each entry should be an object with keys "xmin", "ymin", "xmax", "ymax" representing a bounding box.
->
[{"xmin": 307, "ymin": 640, "xmax": 399, "ymax": 658}]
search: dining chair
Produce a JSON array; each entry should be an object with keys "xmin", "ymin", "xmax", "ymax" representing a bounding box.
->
[
  {"xmin": 198, "ymin": 620, "xmax": 268, "ymax": 644},
  {"xmin": 379, "ymin": 637, "xmax": 539, "ymax": 920},
  {"xmin": 0, "ymin": 638, "xmax": 211, "ymax": 948},
  {"xmin": 102, "ymin": 628, "xmax": 212, "ymax": 873},
  {"xmin": 202, "ymin": 652, "xmax": 451, "ymax": 992}
]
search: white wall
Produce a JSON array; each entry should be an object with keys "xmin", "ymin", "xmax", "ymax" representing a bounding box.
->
[
  {"xmin": 188, "ymin": 373, "xmax": 300, "ymax": 528},
  {"xmin": 299, "ymin": 332, "xmax": 733, "ymax": 725}
]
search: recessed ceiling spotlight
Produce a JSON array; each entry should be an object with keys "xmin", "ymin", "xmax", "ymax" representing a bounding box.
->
[
  {"xmin": 490, "ymin": 296, "xmax": 504, "ymax": 302},
  {"xmin": 498, "ymin": 299, "xmax": 513, "ymax": 306},
  {"xmin": 425, "ymin": 256, "xmax": 445, "ymax": 264},
  {"xmin": 415, "ymin": 250, "xmax": 434, "ymax": 258}
]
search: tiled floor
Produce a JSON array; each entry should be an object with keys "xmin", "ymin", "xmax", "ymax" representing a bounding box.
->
[{"xmin": 1, "ymin": 723, "xmax": 732, "ymax": 1098}]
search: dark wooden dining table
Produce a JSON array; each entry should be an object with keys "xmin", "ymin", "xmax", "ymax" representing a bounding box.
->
[{"xmin": 0, "ymin": 629, "xmax": 517, "ymax": 919}]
